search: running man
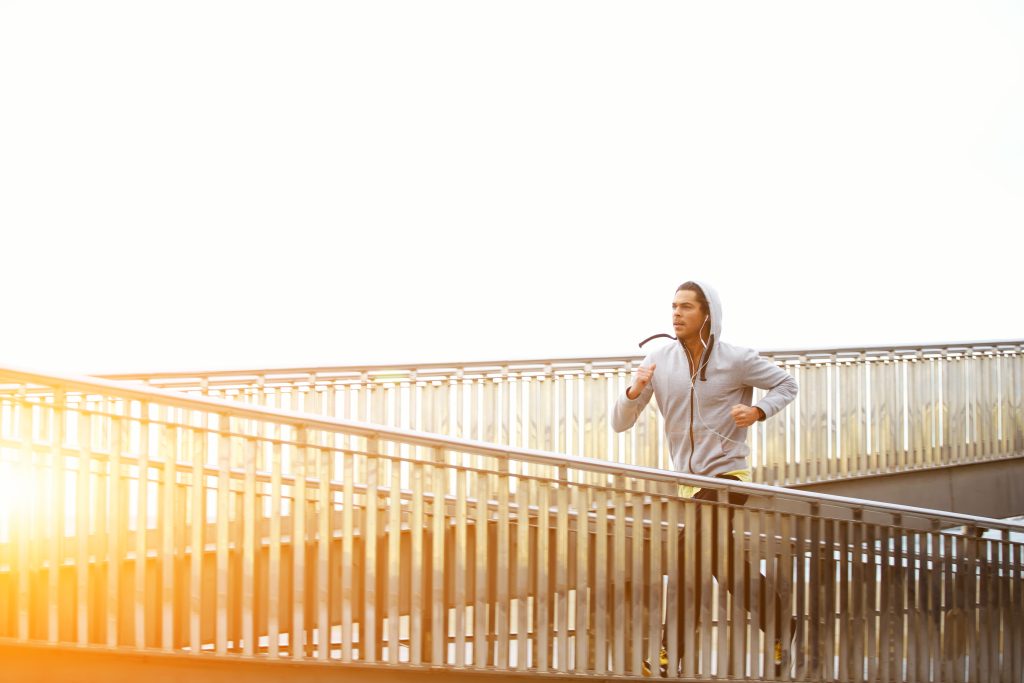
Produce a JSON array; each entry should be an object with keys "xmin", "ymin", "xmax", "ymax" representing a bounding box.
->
[{"xmin": 612, "ymin": 280, "xmax": 798, "ymax": 676}]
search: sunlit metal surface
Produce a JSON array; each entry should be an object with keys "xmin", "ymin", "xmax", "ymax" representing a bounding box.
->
[
  {"xmin": 93, "ymin": 341, "xmax": 1024, "ymax": 486},
  {"xmin": 1, "ymin": 366, "xmax": 1022, "ymax": 681}
]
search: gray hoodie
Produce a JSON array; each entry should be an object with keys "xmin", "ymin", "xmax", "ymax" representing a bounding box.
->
[{"xmin": 612, "ymin": 280, "xmax": 798, "ymax": 477}]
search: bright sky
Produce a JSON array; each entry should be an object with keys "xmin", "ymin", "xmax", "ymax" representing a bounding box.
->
[{"xmin": 2, "ymin": 2, "xmax": 1022, "ymax": 375}]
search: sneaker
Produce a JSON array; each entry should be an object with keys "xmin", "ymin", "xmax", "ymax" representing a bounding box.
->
[
  {"xmin": 773, "ymin": 617, "xmax": 798, "ymax": 677},
  {"xmin": 641, "ymin": 647, "xmax": 670, "ymax": 677},
  {"xmin": 773, "ymin": 637, "xmax": 787, "ymax": 675}
]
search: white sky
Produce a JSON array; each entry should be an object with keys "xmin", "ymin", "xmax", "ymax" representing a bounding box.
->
[{"xmin": 2, "ymin": 1, "xmax": 1022, "ymax": 375}]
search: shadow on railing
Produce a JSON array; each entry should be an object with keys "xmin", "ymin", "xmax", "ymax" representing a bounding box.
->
[
  {"xmin": 0, "ymin": 365, "xmax": 1022, "ymax": 681},
  {"xmin": 98, "ymin": 340, "xmax": 1024, "ymax": 486}
]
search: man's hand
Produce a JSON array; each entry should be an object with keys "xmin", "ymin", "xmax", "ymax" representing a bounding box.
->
[
  {"xmin": 730, "ymin": 404, "xmax": 763, "ymax": 428},
  {"xmin": 626, "ymin": 363, "xmax": 656, "ymax": 400}
]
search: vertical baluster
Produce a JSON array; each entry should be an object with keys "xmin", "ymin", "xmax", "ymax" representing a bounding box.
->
[
  {"xmin": 629, "ymin": 489, "xmax": 644, "ymax": 676},
  {"xmin": 188, "ymin": 423, "xmax": 204, "ymax": 654},
  {"xmin": 454, "ymin": 465, "xmax": 468, "ymax": 667},
  {"xmin": 408, "ymin": 459, "xmax": 423, "ymax": 665},
  {"xmin": 880, "ymin": 521, "xmax": 895, "ymax": 683},
  {"xmin": 984, "ymin": 534, "xmax": 998, "ymax": 683},
  {"xmin": 314, "ymin": 439, "xmax": 331, "ymax": 661},
  {"xmin": 768, "ymin": 372, "xmax": 789, "ymax": 485},
  {"xmin": 850, "ymin": 513, "xmax": 865, "ymax": 683},
  {"xmin": 592, "ymin": 373, "xmax": 608, "ymax": 465},
  {"xmin": 268, "ymin": 417, "xmax": 283, "ymax": 657},
  {"xmin": 385, "ymin": 453, "xmax": 400, "ymax": 664},
  {"xmin": 1011, "ymin": 533, "xmax": 1023, "ymax": 683},
  {"xmin": 854, "ymin": 357, "xmax": 867, "ymax": 478},
  {"xmin": 76, "ymin": 401, "xmax": 92, "ymax": 646},
  {"xmin": 160, "ymin": 416, "xmax": 177, "ymax": 652},
  {"xmin": 583, "ymin": 366, "xmax": 594, "ymax": 461},
  {"xmin": 918, "ymin": 354, "xmax": 932, "ymax": 468},
  {"xmin": 796, "ymin": 359, "xmax": 809, "ymax": 485},
  {"xmin": 557, "ymin": 368, "xmax": 567, "ymax": 456},
  {"xmin": 647, "ymin": 493, "xmax": 663, "ymax": 678},
  {"xmin": 362, "ymin": 439, "xmax": 377, "ymax": 662},
  {"xmin": 569, "ymin": 372, "xmax": 580, "ymax": 465},
  {"xmin": 715, "ymin": 490, "xmax": 729, "ymax": 677},
  {"xmin": 866, "ymin": 358, "xmax": 878, "ymax": 475},
  {"xmin": 553, "ymin": 467, "xmax": 569, "ymax": 673},
  {"xmin": 814, "ymin": 361, "xmax": 826, "ymax": 481},
  {"xmin": 748, "ymin": 505, "xmax": 764, "ymax": 679},
  {"xmin": 808, "ymin": 508, "xmax": 823, "ymax": 682},
  {"xmin": 17, "ymin": 391, "xmax": 33, "ymax": 641},
  {"xmin": 495, "ymin": 457, "xmax": 510, "ymax": 668},
  {"xmin": 542, "ymin": 366, "xmax": 554, "ymax": 453},
  {"xmin": 777, "ymin": 512, "xmax": 794, "ymax": 682},
  {"xmin": 698, "ymin": 493, "xmax": 713, "ymax": 677},
  {"xmin": 822, "ymin": 518, "xmax": 838, "ymax": 683},
  {"xmin": 967, "ymin": 528, "xmax": 981, "ymax": 683},
  {"xmin": 292, "ymin": 428, "xmax": 310, "ymax": 658},
  {"xmin": 515, "ymin": 471, "xmax": 531, "ymax": 671},
  {"xmin": 466, "ymin": 377, "xmax": 480, "ymax": 506},
  {"xmin": 574, "ymin": 483, "xmax": 590, "ymax": 673},
  {"xmin": 473, "ymin": 463, "xmax": 488, "ymax": 668},
  {"xmin": 953, "ymin": 352, "xmax": 967, "ymax": 463},
  {"xmin": 535, "ymin": 476, "xmax": 551, "ymax": 671},
  {"xmin": 730, "ymin": 501, "xmax": 748, "ymax": 678},
  {"xmin": 47, "ymin": 391, "xmax": 65, "ymax": 644},
  {"xmin": 237, "ymin": 433, "xmax": 256, "ymax": 657},
  {"xmin": 611, "ymin": 475, "xmax": 626, "ymax": 675},
  {"xmin": 997, "ymin": 531, "xmax": 1010, "ymax": 683},
  {"xmin": 665, "ymin": 495, "xmax": 681, "ymax": 677},
  {"xmin": 906, "ymin": 527, "xmax": 920, "ymax": 683},
  {"xmin": 215, "ymin": 413, "xmax": 231, "ymax": 655},
  {"xmin": 996, "ymin": 351, "xmax": 1008, "ymax": 456},
  {"xmin": 837, "ymin": 518, "xmax": 850, "ymax": 683},
  {"xmin": 681, "ymin": 498, "xmax": 697, "ymax": 679},
  {"xmin": 430, "ymin": 448, "xmax": 446, "ymax": 666},
  {"xmin": 593, "ymin": 485, "xmax": 608, "ymax": 674}
]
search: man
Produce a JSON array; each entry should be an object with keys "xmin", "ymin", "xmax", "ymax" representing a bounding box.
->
[{"xmin": 612, "ymin": 280, "xmax": 798, "ymax": 676}]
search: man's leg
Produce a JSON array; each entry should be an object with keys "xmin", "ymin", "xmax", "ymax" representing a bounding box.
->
[{"xmin": 695, "ymin": 482, "xmax": 795, "ymax": 672}]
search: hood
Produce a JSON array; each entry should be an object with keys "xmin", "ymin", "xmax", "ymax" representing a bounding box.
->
[
  {"xmin": 639, "ymin": 279, "xmax": 723, "ymax": 381},
  {"xmin": 689, "ymin": 279, "xmax": 723, "ymax": 342},
  {"xmin": 688, "ymin": 280, "xmax": 722, "ymax": 381}
]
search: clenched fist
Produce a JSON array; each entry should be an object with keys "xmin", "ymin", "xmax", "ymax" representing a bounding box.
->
[
  {"xmin": 626, "ymin": 363, "xmax": 656, "ymax": 400},
  {"xmin": 730, "ymin": 405, "xmax": 763, "ymax": 428}
]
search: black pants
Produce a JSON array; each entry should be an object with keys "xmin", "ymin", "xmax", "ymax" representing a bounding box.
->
[{"xmin": 677, "ymin": 476, "xmax": 788, "ymax": 643}]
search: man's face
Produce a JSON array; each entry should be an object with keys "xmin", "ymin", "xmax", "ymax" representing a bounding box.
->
[{"xmin": 672, "ymin": 289, "xmax": 707, "ymax": 341}]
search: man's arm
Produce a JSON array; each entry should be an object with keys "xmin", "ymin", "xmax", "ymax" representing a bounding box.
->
[
  {"xmin": 742, "ymin": 349, "xmax": 798, "ymax": 420},
  {"xmin": 612, "ymin": 360, "xmax": 656, "ymax": 432}
]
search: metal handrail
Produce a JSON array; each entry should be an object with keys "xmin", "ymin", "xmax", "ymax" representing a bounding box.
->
[{"xmin": 0, "ymin": 364, "xmax": 1020, "ymax": 532}]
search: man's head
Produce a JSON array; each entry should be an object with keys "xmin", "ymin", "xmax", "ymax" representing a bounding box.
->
[{"xmin": 673, "ymin": 281, "xmax": 710, "ymax": 345}]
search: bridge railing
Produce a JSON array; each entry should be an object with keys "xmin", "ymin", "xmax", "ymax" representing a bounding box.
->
[
  {"xmin": 97, "ymin": 340, "xmax": 1024, "ymax": 486},
  {"xmin": 1, "ymin": 365, "xmax": 1022, "ymax": 681}
]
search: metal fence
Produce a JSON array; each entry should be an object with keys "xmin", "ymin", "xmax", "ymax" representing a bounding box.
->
[
  {"xmin": 101, "ymin": 341, "xmax": 1024, "ymax": 486},
  {"xmin": 1, "ymin": 366, "xmax": 1022, "ymax": 681}
]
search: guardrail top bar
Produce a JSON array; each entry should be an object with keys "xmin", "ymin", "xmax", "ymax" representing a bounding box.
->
[
  {"xmin": 95, "ymin": 339, "xmax": 1024, "ymax": 381},
  {"xmin": 2, "ymin": 362, "xmax": 1022, "ymax": 533}
]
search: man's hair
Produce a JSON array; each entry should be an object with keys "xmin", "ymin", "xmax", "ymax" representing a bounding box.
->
[{"xmin": 676, "ymin": 281, "xmax": 709, "ymax": 314}]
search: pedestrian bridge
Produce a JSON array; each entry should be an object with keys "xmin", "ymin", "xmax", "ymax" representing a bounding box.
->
[{"xmin": 0, "ymin": 340, "xmax": 1022, "ymax": 682}]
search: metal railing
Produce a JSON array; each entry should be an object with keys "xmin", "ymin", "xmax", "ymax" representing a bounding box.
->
[
  {"xmin": 1, "ymin": 365, "xmax": 1022, "ymax": 681},
  {"xmin": 98, "ymin": 340, "xmax": 1024, "ymax": 486}
]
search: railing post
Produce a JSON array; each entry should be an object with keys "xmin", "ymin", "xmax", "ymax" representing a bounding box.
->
[
  {"xmin": 430, "ymin": 446, "xmax": 446, "ymax": 665},
  {"xmin": 555, "ymin": 464, "xmax": 570, "ymax": 672},
  {"xmin": 76, "ymin": 395, "xmax": 92, "ymax": 647},
  {"xmin": 159, "ymin": 410, "xmax": 178, "ymax": 653},
  {"xmin": 17, "ymin": 388, "xmax": 33, "ymax": 642}
]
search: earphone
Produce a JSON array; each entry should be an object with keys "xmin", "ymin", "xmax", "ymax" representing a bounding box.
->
[{"xmin": 687, "ymin": 314, "xmax": 748, "ymax": 449}]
